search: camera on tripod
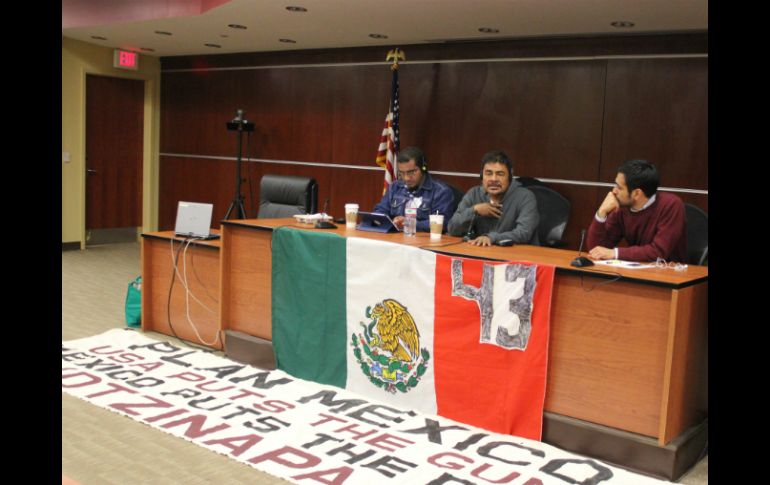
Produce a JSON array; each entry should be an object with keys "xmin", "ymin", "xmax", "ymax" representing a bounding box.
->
[
  {"xmin": 226, "ymin": 109, "xmax": 255, "ymax": 132},
  {"xmin": 224, "ymin": 108, "xmax": 254, "ymax": 220}
]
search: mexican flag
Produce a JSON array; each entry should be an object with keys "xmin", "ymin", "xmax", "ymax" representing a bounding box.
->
[{"xmin": 271, "ymin": 228, "xmax": 555, "ymax": 440}]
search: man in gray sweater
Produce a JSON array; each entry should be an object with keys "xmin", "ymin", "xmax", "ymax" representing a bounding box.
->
[{"xmin": 447, "ymin": 151, "xmax": 539, "ymax": 246}]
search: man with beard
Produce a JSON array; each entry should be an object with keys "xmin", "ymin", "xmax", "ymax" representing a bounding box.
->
[
  {"xmin": 587, "ymin": 159, "xmax": 687, "ymax": 262},
  {"xmin": 447, "ymin": 150, "xmax": 539, "ymax": 246}
]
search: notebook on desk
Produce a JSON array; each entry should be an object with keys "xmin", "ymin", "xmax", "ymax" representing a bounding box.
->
[
  {"xmin": 174, "ymin": 201, "xmax": 220, "ymax": 240},
  {"xmin": 356, "ymin": 211, "xmax": 400, "ymax": 233}
]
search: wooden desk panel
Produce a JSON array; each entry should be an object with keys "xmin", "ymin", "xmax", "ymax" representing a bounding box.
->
[
  {"xmin": 660, "ymin": 282, "xmax": 708, "ymax": 444},
  {"xmin": 141, "ymin": 232, "xmax": 222, "ymax": 349},
  {"xmin": 220, "ymin": 224, "xmax": 274, "ymax": 339},
  {"xmin": 546, "ymin": 274, "xmax": 670, "ymax": 438}
]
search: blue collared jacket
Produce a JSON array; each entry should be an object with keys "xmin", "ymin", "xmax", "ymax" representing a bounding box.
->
[{"xmin": 373, "ymin": 173, "xmax": 456, "ymax": 232}]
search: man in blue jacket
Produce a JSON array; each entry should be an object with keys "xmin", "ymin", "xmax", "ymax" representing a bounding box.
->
[{"xmin": 373, "ymin": 146, "xmax": 456, "ymax": 232}]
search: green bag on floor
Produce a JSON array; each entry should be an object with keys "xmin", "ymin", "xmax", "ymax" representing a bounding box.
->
[{"xmin": 125, "ymin": 276, "xmax": 142, "ymax": 328}]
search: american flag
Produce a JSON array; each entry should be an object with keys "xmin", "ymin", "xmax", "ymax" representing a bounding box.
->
[{"xmin": 375, "ymin": 68, "xmax": 399, "ymax": 195}]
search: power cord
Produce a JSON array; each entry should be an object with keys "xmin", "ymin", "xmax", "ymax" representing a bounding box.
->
[
  {"xmin": 167, "ymin": 237, "xmax": 222, "ymax": 350},
  {"xmin": 578, "ymin": 270, "xmax": 623, "ymax": 292},
  {"xmin": 419, "ymin": 239, "xmax": 469, "ymax": 250}
]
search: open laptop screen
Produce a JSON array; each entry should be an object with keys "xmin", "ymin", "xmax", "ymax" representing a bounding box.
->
[{"xmin": 174, "ymin": 201, "xmax": 217, "ymax": 239}]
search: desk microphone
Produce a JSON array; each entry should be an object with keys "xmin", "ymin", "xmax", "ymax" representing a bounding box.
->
[
  {"xmin": 571, "ymin": 229, "xmax": 594, "ymax": 267},
  {"xmin": 462, "ymin": 210, "xmax": 477, "ymax": 242},
  {"xmin": 314, "ymin": 198, "xmax": 337, "ymax": 229}
]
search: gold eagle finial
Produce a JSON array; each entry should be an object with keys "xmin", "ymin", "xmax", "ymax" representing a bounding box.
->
[{"xmin": 386, "ymin": 48, "xmax": 406, "ymax": 71}]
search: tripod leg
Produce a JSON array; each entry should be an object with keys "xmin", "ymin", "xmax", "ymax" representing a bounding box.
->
[{"xmin": 224, "ymin": 200, "xmax": 236, "ymax": 220}]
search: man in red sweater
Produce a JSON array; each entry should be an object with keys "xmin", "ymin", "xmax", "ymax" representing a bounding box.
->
[{"xmin": 587, "ymin": 159, "xmax": 687, "ymax": 263}]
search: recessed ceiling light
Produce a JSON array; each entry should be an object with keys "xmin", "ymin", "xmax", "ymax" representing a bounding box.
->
[
  {"xmin": 154, "ymin": 30, "xmax": 173, "ymax": 36},
  {"xmin": 220, "ymin": 34, "xmax": 229, "ymax": 38},
  {"xmin": 611, "ymin": 21, "xmax": 635, "ymax": 28},
  {"xmin": 286, "ymin": 6, "xmax": 307, "ymax": 12},
  {"xmin": 228, "ymin": 24, "xmax": 247, "ymax": 29},
  {"xmin": 140, "ymin": 47, "xmax": 155, "ymax": 52},
  {"xmin": 279, "ymin": 38, "xmax": 297, "ymax": 43},
  {"xmin": 369, "ymin": 33, "xmax": 388, "ymax": 39},
  {"xmin": 478, "ymin": 27, "xmax": 500, "ymax": 34},
  {"xmin": 91, "ymin": 36, "xmax": 107, "ymax": 41},
  {"xmin": 205, "ymin": 43, "xmax": 222, "ymax": 48}
]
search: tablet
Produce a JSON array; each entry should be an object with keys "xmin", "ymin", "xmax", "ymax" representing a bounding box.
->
[{"xmin": 356, "ymin": 212, "xmax": 400, "ymax": 233}]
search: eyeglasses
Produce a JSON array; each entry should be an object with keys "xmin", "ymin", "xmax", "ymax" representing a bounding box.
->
[
  {"xmin": 654, "ymin": 258, "xmax": 688, "ymax": 272},
  {"xmin": 397, "ymin": 168, "xmax": 420, "ymax": 179}
]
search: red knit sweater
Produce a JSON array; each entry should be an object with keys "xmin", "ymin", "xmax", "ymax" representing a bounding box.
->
[{"xmin": 587, "ymin": 192, "xmax": 688, "ymax": 263}]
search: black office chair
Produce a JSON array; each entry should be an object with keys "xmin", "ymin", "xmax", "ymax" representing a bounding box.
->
[
  {"xmin": 685, "ymin": 203, "xmax": 708, "ymax": 265},
  {"xmin": 447, "ymin": 183, "xmax": 466, "ymax": 214},
  {"xmin": 257, "ymin": 174, "xmax": 318, "ymax": 218},
  {"xmin": 527, "ymin": 185, "xmax": 571, "ymax": 248},
  {"xmin": 516, "ymin": 176, "xmax": 547, "ymax": 188}
]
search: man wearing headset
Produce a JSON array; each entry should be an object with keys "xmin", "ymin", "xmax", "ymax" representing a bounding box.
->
[
  {"xmin": 447, "ymin": 150, "xmax": 539, "ymax": 246},
  {"xmin": 373, "ymin": 146, "xmax": 456, "ymax": 232}
]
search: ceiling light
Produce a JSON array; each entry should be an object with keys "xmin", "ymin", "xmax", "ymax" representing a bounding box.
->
[
  {"xmin": 369, "ymin": 33, "xmax": 388, "ymax": 39},
  {"xmin": 91, "ymin": 36, "xmax": 107, "ymax": 41},
  {"xmin": 279, "ymin": 38, "xmax": 297, "ymax": 43},
  {"xmin": 154, "ymin": 30, "xmax": 173, "ymax": 36},
  {"xmin": 228, "ymin": 24, "xmax": 247, "ymax": 29},
  {"xmin": 286, "ymin": 6, "xmax": 307, "ymax": 12},
  {"xmin": 611, "ymin": 21, "xmax": 635, "ymax": 28},
  {"xmin": 205, "ymin": 43, "xmax": 222, "ymax": 48},
  {"xmin": 478, "ymin": 28, "xmax": 500, "ymax": 34}
]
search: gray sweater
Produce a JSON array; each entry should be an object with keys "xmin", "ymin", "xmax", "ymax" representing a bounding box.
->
[{"xmin": 447, "ymin": 181, "xmax": 540, "ymax": 245}]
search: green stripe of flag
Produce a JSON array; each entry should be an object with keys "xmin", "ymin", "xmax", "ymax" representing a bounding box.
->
[{"xmin": 271, "ymin": 227, "xmax": 347, "ymax": 387}]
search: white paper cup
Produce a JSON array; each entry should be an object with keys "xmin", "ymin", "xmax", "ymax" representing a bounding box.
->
[
  {"xmin": 345, "ymin": 204, "xmax": 359, "ymax": 228},
  {"xmin": 429, "ymin": 214, "xmax": 444, "ymax": 241}
]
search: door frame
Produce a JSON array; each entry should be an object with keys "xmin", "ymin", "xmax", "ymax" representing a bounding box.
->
[{"xmin": 79, "ymin": 68, "xmax": 159, "ymax": 249}]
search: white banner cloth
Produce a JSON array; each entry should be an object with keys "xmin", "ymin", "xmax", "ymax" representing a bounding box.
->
[{"xmin": 62, "ymin": 329, "xmax": 673, "ymax": 485}]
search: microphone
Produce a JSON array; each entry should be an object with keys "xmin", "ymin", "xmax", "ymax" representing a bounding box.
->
[
  {"xmin": 314, "ymin": 198, "xmax": 337, "ymax": 229},
  {"xmin": 571, "ymin": 229, "xmax": 594, "ymax": 267},
  {"xmin": 462, "ymin": 210, "xmax": 477, "ymax": 242}
]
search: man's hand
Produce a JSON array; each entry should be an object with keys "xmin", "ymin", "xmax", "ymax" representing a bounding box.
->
[
  {"xmin": 588, "ymin": 246, "xmax": 614, "ymax": 260},
  {"xmin": 597, "ymin": 191, "xmax": 619, "ymax": 219},
  {"xmin": 392, "ymin": 216, "xmax": 405, "ymax": 230},
  {"xmin": 468, "ymin": 235, "xmax": 492, "ymax": 247},
  {"xmin": 474, "ymin": 202, "xmax": 503, "ymax": 219}
]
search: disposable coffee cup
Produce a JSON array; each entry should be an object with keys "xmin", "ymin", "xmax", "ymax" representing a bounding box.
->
[
  {"xmin": 345, "ymin": 204, "xmax": 359, "ymax": 228},
  {"xmin": 429, "ymin": 214, "xmax": 444, "ymax": 241}
]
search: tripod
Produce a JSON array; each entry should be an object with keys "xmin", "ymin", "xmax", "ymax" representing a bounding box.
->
[{"xmin": 224, "ymin": 109, "xmax": 254, "ymax": 220}]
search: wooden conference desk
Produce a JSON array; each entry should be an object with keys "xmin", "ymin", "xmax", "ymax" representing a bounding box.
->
[
  {"xmin": 147, "ymin": 219, "xmax": 708, "ymax": 480},
  {"xmin": 140, "ymin": 231, "xmax": 223, "ymax": 350}
]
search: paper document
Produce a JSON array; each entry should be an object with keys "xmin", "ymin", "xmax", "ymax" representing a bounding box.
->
[{"xmin": 593, "ymin": 259, "xmax": 654, "ymax": 269}]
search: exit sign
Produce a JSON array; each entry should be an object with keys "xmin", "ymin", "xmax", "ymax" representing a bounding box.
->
[{"xmin": 114, "ymin": 49, "xmax": 139, "ymax": 70}]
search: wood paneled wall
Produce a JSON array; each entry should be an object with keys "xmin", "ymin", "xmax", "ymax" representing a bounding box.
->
[{"xmin": 159, "ymin": 34, "xmax": 708, "ymax": 248}]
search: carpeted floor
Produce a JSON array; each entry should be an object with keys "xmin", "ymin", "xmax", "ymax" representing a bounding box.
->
[{"xmin": 61, "ymin": 241, "xmax": 707, "ymax": 484}]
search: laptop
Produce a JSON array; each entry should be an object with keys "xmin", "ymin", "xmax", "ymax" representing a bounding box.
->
[
  {"xmin": 356, "ymin": 211, "xmax": 400, "ymax": 233},
  {"xmin": 174, "ymin": 201, "xmax": 220, "ymax": 239}
]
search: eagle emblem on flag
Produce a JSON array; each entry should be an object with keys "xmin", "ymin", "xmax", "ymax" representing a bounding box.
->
[{"xmin": 351, "ymin": 299, "xmax": 430, "ymax": 393}]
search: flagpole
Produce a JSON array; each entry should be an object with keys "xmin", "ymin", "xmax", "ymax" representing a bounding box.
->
[{"xmin": 375, "ymin": 48, "xmax": 406, "ymax": 194}]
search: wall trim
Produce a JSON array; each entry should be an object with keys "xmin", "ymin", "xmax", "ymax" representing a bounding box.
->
[
  {"xmin": 159, "ymin": 153, "xmax": 708, "ymax": 195},
  {"xmin": 162, "ymin": 53, "xmax": 707, "ymax": 73}
]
